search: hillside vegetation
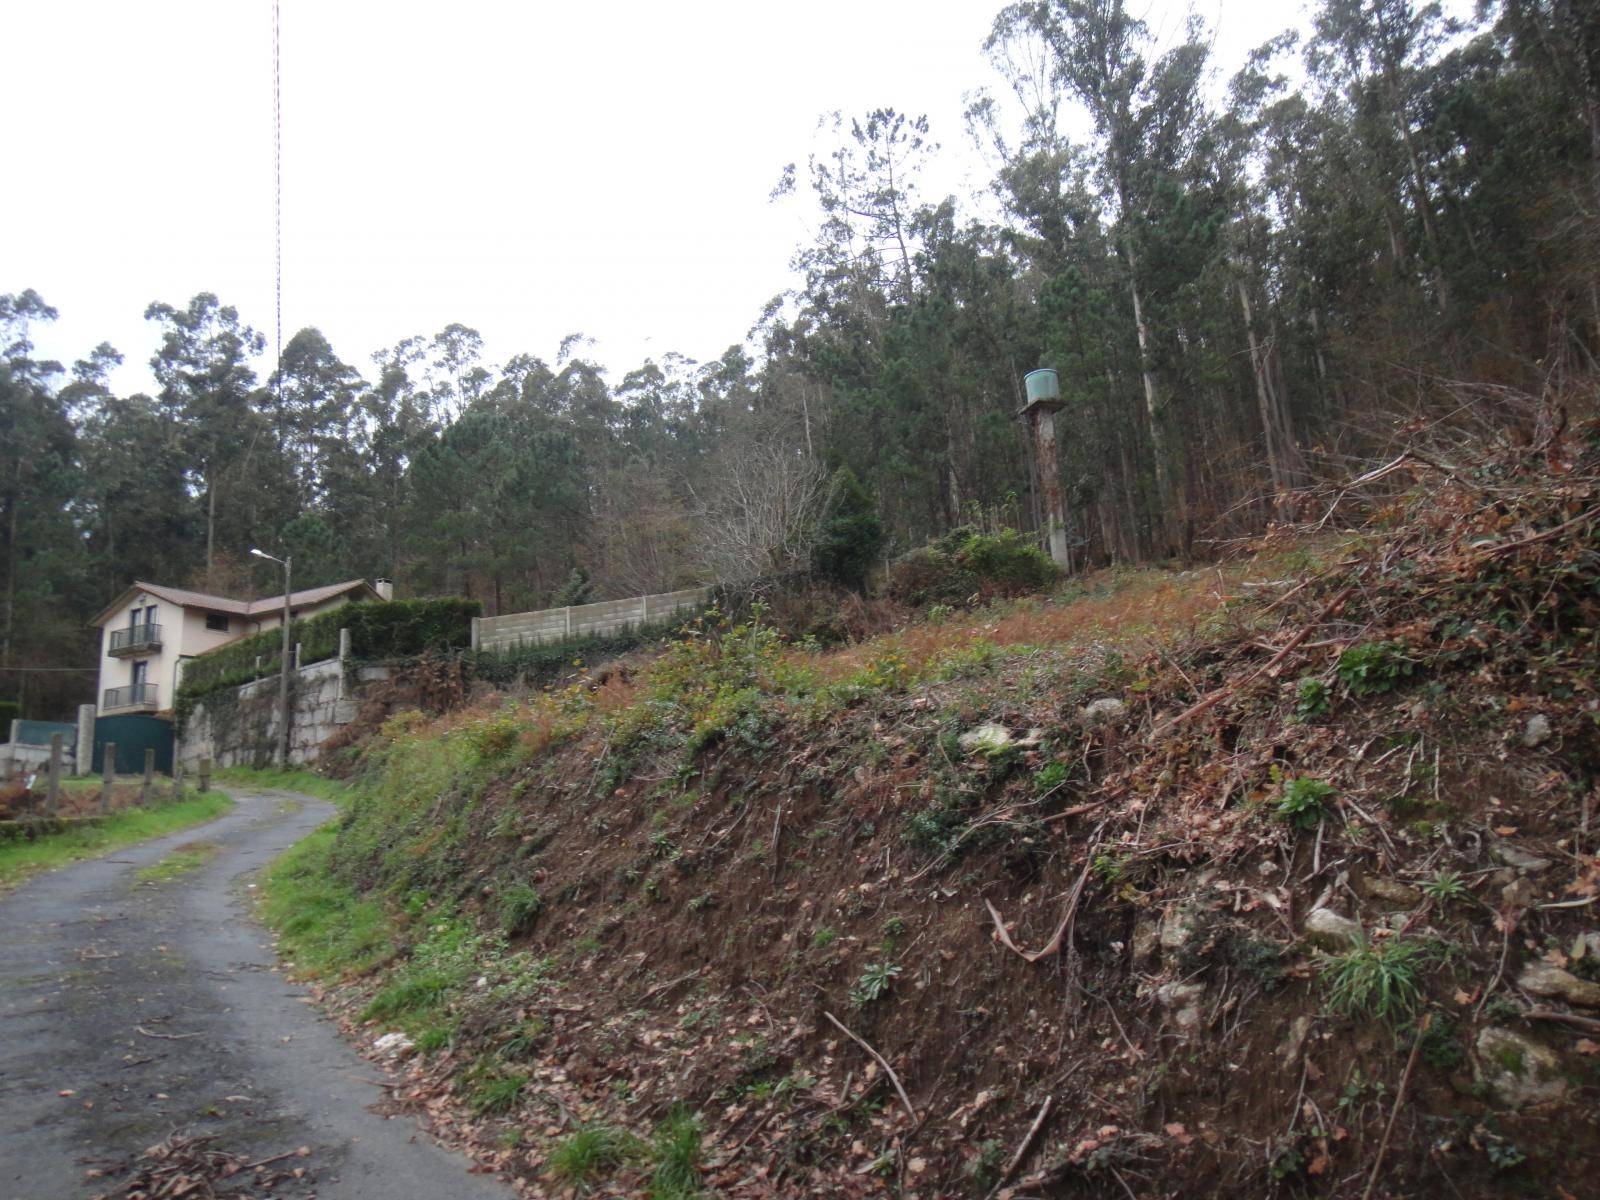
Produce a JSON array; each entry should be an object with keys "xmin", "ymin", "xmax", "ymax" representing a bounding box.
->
[{"xmin": 266, "ymin": 419, "xmax": 1600, "ymax": 1198}]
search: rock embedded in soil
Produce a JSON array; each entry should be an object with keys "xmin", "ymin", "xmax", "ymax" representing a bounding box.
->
[
  {"xmin": 1303, "ymin": 907, "xmax": 1363, "ymax": 950},
  {"xmin": 1500, "ymin": 876, "xmax": 1541, "ymax": 910},
  {"xmin": 1522, "ymin": 713, "xmax": 1554, "ymax": 747},
  {"xmin": 1355, "ymin": 873, "xmax": 1422, "ymax": 910},
  {"xmin": 1516, "ymin": 962, "xmax": 1600, "ymax": 1008},
  {"xmin": 1278, "ymin": 1015, "xmax": 1313, "ymax": 1068},
  {"xmin": 1130, "ymin": 917, "xmax": 1160, "ymax": 968},
  {"xmin": 1475, "ymin": 1027, "xmax": 1567, "ymax": 1107},
  {"xmin": 1491, "ymin": 842, "xmax": 1552, "ymax": 873},
  {"xmin": 1081, "ymin": 697, "xmax": 1128, "ymax": 726},
  {"xmin": 1158, "ymin": 903, "xmax": 1202, "ymax": 958},
  {"xmin": 1155, "ymin": 981, "xmax": 1205, "ymax": 1038},
  {"xmin": 958, "ymin": 723, "xmax": 1015, "ymax": 755}
]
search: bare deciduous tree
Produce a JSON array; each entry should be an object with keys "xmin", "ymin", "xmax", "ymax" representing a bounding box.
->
[{"xmin": 692, "ymin": 438, "xmax": 825, "ymax": 586}]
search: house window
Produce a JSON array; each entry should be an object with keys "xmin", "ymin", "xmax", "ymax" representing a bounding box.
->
[{"xmin": 206, "ymin": 613, "xmax": 230, "ymax": 632}]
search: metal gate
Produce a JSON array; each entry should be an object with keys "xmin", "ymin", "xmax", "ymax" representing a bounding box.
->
[{"xmin": 92, "ymin": 714, "xmax": 174, "ymax": 775}]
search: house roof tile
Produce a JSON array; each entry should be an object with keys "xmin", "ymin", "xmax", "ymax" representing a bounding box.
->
[{"xmin": 92, "ymin": 579, "xmax": 378, "ymax": 626}]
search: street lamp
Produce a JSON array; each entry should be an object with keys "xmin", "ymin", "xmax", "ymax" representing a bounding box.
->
[{"xmin": 250, "ymin": 547, "xmax": 293, "ymax": 767}]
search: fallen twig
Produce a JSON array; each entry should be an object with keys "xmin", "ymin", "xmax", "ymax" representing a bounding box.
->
[
  {"xmin": 1522, "ymin": 1008, "xmax": 1600, "ymax": 1034},
  {"xmin": 1361, "ymin": 1014, "xmax": 1428, "ymax": 1200},
  {"xmin": 985, "ymin": 1094, "xmax": 1054, "ymax": 1200},
  {"xmin": 639, "ymin": 968, "xmax": 701, "ymax": 1004},
  {"xmin": 1151, "ymin": 585, "xmax": 1356, "ymax": 736},
  {"xmin": 822, "ymin": 1010, "xmax": 916, "ymax": 1125},
  {"xmin": 985, "ymin": 848, "xmax": 1096, "ymax": 963},
  {"xmin": 135, "ymin": 1025, "xmax": 203, "ymax": 1041}
]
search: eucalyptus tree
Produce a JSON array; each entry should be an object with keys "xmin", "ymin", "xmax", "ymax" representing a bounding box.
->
[
  {"xmin": 990, "ymin": 0, "xmax": 1212, "ymax": 553},
  {"xmin": 144, "ymin": 293, "xmax": 266, "ymax": 586}
]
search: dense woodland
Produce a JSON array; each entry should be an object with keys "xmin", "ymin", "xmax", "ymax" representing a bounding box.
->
[{"xmin": 4, "ymin": 0, "xmax": 1598, "ymax": 718}]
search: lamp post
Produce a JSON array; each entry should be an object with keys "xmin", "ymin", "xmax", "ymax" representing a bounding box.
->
[{"xmin": 250, "ymin": 548, "xmax": 293, "ymax": 767}]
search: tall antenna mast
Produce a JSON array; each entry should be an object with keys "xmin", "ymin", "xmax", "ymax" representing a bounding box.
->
[{"xmin": 273, "ymin": 0, "xmax": 283, "ymax": 384}]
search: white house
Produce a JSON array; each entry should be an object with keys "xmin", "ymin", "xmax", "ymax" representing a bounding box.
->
[{"xmin": 91, "ymin": 578, "xmax": 390, "ymax": 716}]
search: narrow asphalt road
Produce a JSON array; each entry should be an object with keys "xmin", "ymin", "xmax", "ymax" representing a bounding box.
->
[{"xmin": 0, "ymin": 788, "xmax": 514, "ymax": 1199}]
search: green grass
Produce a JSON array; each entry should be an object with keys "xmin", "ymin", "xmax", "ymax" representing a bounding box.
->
[
  {"xmin": 136, "ymin": 841, "xmax": 221, "ymax": 883},
  {"xmin": 1321, "ymin": 938, "xmax": 1431, "ymax": 1026},
  {"xmin": 0, "ymin": 791, "xmax": 233, "ymax": 891},
  {"xmin": 649, "ymin": 1107, "xmax": 705, "ymax": 1199},
  {"xmin": 257, "ymin": 823, "xmax": 395, "ymax": 978},
  {"xmin": 545, "ymin": 1125, "xmax": 644, "ymax": 1189},
  {"xmin": 215, "ymin": 766, "xmax": 354, "ymax": 807}
]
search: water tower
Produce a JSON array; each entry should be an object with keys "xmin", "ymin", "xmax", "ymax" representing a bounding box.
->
[{"xmin": 1020, "ymin": 369, "xmax": 1070, "ymax": 570}]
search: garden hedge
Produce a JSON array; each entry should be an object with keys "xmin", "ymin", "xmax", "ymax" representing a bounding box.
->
[{"xmin": 177, "ymin": 598, "xmax": 481, "ymax": 706}]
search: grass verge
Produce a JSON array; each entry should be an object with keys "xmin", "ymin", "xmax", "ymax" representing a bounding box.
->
[
  {"xmin": 258, "ymin": 821, "xmax": 395, "ymax": 980},
  {"xmin": 0, "ymin": 791, "xmax": 233, "ymax": 891},
  {"xmin": 215, "ymin": 765, "xmax": 354, "ymax": 807}
]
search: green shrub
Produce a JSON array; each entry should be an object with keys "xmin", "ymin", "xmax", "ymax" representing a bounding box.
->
[
  {"xmin": 812, "ymin": 467, "xmax": 885, "ymax": 593},
  {"xmin": 0, "ymin": 700, "xmax": 19, "ymax": 727},
  {"xmin": 888, "ymin": 527, "xmax": 1058, "ymax": 605},
  {"xmin": 850, "ymin": 960, "xmax": 901, "ymax": 1006},
  {"xmin": 497, "ymin": 883, "xmax": 544, "ymax": 936},
  {"xmin": 1293, "ymin": 677, "xmax": 1330, "ymax": 721},
  {"xmin": 468, "ymin": 1065, "xmax": 527, "ymax": 1116},
  {"xmin": 1337, "ymin": 640, "xmax": 1415, "ymax": 697},
  {"xmin": 1422, "ymin": 868, "xmax": 1468, "ymax": 905},
  {"xmin": 1276, "ymin": 776, "xmax": 1334, "ymax": 830}
]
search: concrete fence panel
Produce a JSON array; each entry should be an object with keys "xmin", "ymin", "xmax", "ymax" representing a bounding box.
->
[{"xmin": 474, "ymin": 586, "xmax": 712, "ymax": 655}]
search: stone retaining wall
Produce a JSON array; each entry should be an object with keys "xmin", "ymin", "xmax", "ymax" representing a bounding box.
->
[{"xmin": 177, "ymin": 657, "xmax": 391, "ymax": 770}]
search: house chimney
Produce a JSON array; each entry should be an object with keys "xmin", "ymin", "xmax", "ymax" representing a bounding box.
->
[{"xmin": 373, "ymin": 578, "xmax": 394, "ymax": 602}]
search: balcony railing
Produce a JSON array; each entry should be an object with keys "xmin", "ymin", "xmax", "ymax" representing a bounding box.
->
[
  {"xmin": 103, "ymin": 682, "xmax": 158, "ymax": 710},
  {"xmin": 108, "ymin": 623, "xmax": 163, "ymax": 656}
]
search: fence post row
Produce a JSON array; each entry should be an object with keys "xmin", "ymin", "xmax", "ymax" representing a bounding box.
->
[
  {"xmin": 101, "ymin": 743, "xmax": 115, "ymax": 815},
  {"xmin": 46, "ymin": 733, "xmax": 63, "ymax": 817}
]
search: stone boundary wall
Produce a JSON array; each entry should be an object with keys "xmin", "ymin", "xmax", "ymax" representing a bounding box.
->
[
  {"xmin": 177, "ymin": 656, "xmax": 391, "ymax": 770},
  {"xmin": 472, "ymin": 586, "xmax": 712, "ymax": 655}
]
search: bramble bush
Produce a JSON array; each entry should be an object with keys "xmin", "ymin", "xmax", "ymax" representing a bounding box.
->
[{"xmin": 888, "ymin": 527, "xmax": 1058, "ymax": 606}]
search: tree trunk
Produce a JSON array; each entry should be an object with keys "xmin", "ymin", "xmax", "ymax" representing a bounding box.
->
[
  {"xmin": 1122, "ymin": 235, "xmax": 1173, "ymax": 551},
  {"xmin": 205, "ymin": 475, "xmax": 217, "ymax": 590}
]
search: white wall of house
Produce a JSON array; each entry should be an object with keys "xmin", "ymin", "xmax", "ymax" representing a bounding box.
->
[{"xmin": 96, "ymin": 591, "xmax": 363, "ymax": 715}]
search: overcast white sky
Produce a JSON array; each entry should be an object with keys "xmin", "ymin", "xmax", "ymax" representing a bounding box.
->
[{"xmin": 9, "ymin": 1, "xmax": 1325, "ymax": 397}]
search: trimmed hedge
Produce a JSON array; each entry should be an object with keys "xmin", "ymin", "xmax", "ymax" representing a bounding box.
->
[{"xmin": 178, "ymin": 598, "xmax": 481, "ymax": 704}]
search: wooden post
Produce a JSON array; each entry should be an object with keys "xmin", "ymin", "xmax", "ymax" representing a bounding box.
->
[
  {"xmin": 171, "ymin": 761, "xmax": 184, "ymax": 799},
  {"xmin": 141, "ymin": 748, "xmax": 155, "ymax": 806},
  {"xmin": 101, "ymin": 743, "xmax": 115, "ymax": 814},
  {"xmin": 199, "ymin": 757, "xmax": 212, "ymax": 793},
  {"xmin": 46, "ymin": 734, "xmax": 63, "ymax": 816}
]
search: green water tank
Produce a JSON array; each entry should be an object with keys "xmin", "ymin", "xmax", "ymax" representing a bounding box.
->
[{"xmin": 1024, "ymin": 368, "xmax": 1061, "ymax": 407}]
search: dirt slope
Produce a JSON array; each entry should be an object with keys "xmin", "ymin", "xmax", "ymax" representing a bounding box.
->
[{"xmin": 293, "ymin": 428, "xmax": 1600, "ymax": 1198}]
